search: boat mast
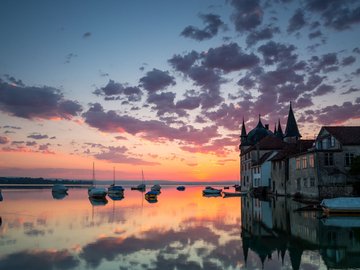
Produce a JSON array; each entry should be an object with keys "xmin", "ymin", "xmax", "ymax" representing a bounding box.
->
[
  {"xmin": 92, "ymin": 162, "xmax": 95, "ymax": 185},
  {"xmin": 142, "ymin": 169, "xmax": 144, "ymax": 185},
  {"xmin": 113, "ymin": 166, "xmax": 115, "ymax": 185}
]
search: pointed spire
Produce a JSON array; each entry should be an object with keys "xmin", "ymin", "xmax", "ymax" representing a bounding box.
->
[
  {"xmin": 240, "ymin": 117, "xmax": 249, "ymax": 146},
  {"xmin": 275, "ymin": 119, "xmax": 284, "ymax": 139},
  {"xmin": 284, "ymin": 102, "xmax": 301, "ymax": 141},
  {"xmin": 241, "ymin": 117, "xmax": 247, "ymax": 137},
  {"xmin": 256, "ymin": 114, "xmax": 264, "ymax": 128},
  {"xmin": 274, "ymin": 123, "xmax": 277, "ymax": 134}
]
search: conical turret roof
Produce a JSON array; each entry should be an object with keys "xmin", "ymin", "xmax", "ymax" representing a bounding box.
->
[{"xmin": 284, "ymin": 103, "xmax": 301, "ymax": 139}]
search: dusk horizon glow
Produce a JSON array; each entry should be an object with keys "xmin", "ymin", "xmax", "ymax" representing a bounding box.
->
[{"xmin": 0, "ymin": 0, "xmax": 359, "ymax": 181}]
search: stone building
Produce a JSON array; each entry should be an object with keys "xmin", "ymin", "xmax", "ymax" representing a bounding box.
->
[{"xmin": 289, "ymin": 126, "xmax": 360, "ymax": 198}]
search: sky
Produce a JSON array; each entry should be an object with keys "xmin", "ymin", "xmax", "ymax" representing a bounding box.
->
[{"xmin": 0, "ymin": 0, "xmax": 359, "ymax": 182}]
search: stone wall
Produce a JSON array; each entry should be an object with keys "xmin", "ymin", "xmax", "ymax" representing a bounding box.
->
[{"xmin": 319, "ymin": 184, "xmax": 353, "ymax": 198}]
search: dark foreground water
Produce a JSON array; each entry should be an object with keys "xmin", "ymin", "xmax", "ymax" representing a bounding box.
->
[{"xmin": 0, "ymin": 186, "xmax": 359, "ymax": 270}]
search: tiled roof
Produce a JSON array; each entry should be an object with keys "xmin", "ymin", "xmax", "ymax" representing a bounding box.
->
[
  {"xmin": 270, "ymin": 139, "xmax": 314, "ymax": 161},
  {"xmin": 241, "ymin": 136, "xmax": 286, "ymax": 156},
  {"xmin": 321, "ymin": 126, "xmax": 360, "ymax": 145}
]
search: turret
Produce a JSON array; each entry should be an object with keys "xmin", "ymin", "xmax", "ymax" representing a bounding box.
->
[
  {"xmin": 240, "ymin": 117, "xmax": 248, "ymax": 146},
  {"xmin": 284, "ymin": 102, "xmax": 301, "ymax": 143}
]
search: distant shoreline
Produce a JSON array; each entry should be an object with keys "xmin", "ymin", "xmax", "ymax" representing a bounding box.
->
[{"xmin": 0, "ymin": 176, "xmax": 238, "ymax": 189}]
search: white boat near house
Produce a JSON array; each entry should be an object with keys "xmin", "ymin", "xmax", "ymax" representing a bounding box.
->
[{"xmin": 321, "ymin": 197, "xmax": 360, "ymax": 215}]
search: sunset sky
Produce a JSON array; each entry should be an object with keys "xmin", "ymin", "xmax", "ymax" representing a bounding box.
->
[{"xmin": 0, "ymin": 0, "xmax": 359, "ymax": 181}]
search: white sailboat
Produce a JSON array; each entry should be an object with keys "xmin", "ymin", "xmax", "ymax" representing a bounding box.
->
[{"xmin": 88, "ymin": 162, "xmax": 107, "ymax": 199}]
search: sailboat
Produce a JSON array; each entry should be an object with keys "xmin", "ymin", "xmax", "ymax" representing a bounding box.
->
[
  {"xmin": 131, "ymin": 170, "xmax": 146, "ymax": 191},
  {"xmin": 108, "ymin": 167, "xmax": 124, "ymax": 195},
  {"xmin": 88, "ymin": 162, "xmax": 107, "ymax": 199}
]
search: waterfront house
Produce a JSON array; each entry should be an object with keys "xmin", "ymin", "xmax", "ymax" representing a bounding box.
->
[{"xmin": 289, "ymin": 126, "xmax": 360, "ymax": 198}]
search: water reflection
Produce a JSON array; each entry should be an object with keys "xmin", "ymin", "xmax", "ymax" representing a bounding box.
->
[
  {"xmin": 241, "ymin": 196, "xmax": 360, "ymax": 269},
  {"xmin": 1, "ymin": 188, "xmax": 360, "ymax": 269},
  {"xmin": 52, "ymin": 191, "xmax": 68, "ymax": 200}
]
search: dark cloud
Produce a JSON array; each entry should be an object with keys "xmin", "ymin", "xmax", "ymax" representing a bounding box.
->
[
  {"xmin": 2, "ymin": 125, "xmax": 21, "ymax": 129},
  {"xmin": 203, "ymin": 43, "xmax": 260, "ymax": 72},
  {"xmin": 305, "ymin": 0, "xmax": 360, "ymax": 31},
  {"xmin": 341, "ymin": 87, "xmax": 360, "ymax": 95},
  {"xmin": 258, "ymin": 41, "xmax": 297, "ymax": 66},
  {"xmin": 187, "ymin": 66, "xmax": 224, "ymax": 109},
  {"xmin": 0, "ymin": 78, "xmax": 82, "ymax": 120},
  {"xmin": 0, "ymin": 136, "xmax": 9, "ymax": 144},
  {"xmin": 353, "ymin": 68, "xmax": 360, "ymax": 76},
  {"xmin": 26, "ymin": 141, "xmax": 37, "ymax": 146},
  {"xmin": 354, "ymin": 47, "xmax": 360, "ymax": 54},
  {"xmin": 95, "ymin": 146, "xmax": 159, "ymax": 165},
  {"xmin": 308, "ymin": 30, "xmax": 323, "ymax": 39},
  {"xmin": 4, "ymin": 74, "xmax": 24, "ymax": 87},
  {"xmin": 176, "ymin": 90, "xmax": 201, "ymax": 110},
  {"xmin": 230, "ymin": 0, "xmax": 263, "ymax": 32},
  {"xmin": 83, "ymin": 103, "xmax": 218, "ymax": 145},
  {"xmin": 296, "ymin": 94, "xmax": 314, "ymax": 109},
  {"xmin": 82, "ymin": 32, "xmax": 91, "ymax": 38},
  {"xmin": 147, "ymin": 91, "xmax": 187, "ymax": 117},
  {"xmin": 315, "ymin": 101, "xmax": 360, "ymax": 124},
  {"xmin": 287, "ymin": 9, "xmax": 306, "ymax": 33},
  {"xmin": 168, "ymin": 51, "xmax": 200, "ymax": 73},
  {"xmin": 312, "ymin": 84, "xmax": 335, "ymax": 96},
  {"xmin": 139, "ymin": 69, "xmax": 176, "ymax": 93},
  {"xmin": 181, "ymin": 13, "xmax": 224, "ymax": 41},
  {"xmin": 93, "ymin": 80, "xmax": 143, "ymax": 102},
  {"xmin": 342, "ymin": 56, "xmax": 356, "ymax": 66},
  {"xmin": 64, "ymin": 53, "xmax": 77, "ymax": 64},
  {"xmin": 203, "ymin": 103, "xmax": 244, "ymax": 131},
  {"xmin": 27, "ymin": 133, "xmax": 49, "ymax": 140},
  {"xmin": 0, "ymin": 249, "xmax": 79, "ymax": 270},
  {"xmin": 310, "ymin": 52, "xmax": 339, "ymax": 73},
  {"xmin": 246, "ymin": 26, "xmax": 280, "ymax": 46}
]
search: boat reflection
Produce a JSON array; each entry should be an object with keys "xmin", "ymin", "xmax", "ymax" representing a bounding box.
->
[
  {"xmin": 51, "ymin": 190, "xmax": 68, "ymax": 200},
  {"xmin": 108, "ymin": 193, "xmax": 124, "ymax": 201},
  {"xmin": 88, "ymin": 196, "xmax": 108, "ymax": 206}
]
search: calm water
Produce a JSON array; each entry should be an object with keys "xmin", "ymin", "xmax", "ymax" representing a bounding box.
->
[{"xmin": 0, "ymin": 186, "xmax": 359, "ymax": 270}]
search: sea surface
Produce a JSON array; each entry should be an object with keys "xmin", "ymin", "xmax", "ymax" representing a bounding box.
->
[{"xmin": 0, "ymin": 186, "xmax": 359, "ymax": 270}]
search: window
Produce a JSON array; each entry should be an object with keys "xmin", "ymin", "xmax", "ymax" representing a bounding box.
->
[
  {"xmin": 296, "ymin": 158, "xmax": 301, "ymax": 169},
  {"xmin": 296, "ymin": 178, "xmax": 301, "ymax": 190},
  {"xmin": 317, "ymin": 141, "xmax": 323, "ymax": 150},
  {"xmin": 302, "ymin": 156, "xmax": 307, "ymax": 169},
  {"xmin": 279, "ymin": 161, "xmax": 282, "ymax": 170},
  {"xmin": 309, "ymin": 154, "xmax": 314, "ymax": 168},
  {"xmin": 303, "ymin": 178, "xmax": 307, "ymax": 188},
  {"xmin": 331, "ymin": 136, "xmax": 336, "ymax": 147},
  {"xmin": 324, "ymin": 153, "xmax": 334, "ymax": 166},
  {"xmin": 273, "ymin": 162, "xmax": 276, "ymax": 170},
  {"xmin": 345, "ymin": 153, "xmax": 355, "ymax": 167},
  {"xmin": 310, "ymin": 178, "xmax": 315, "ymax": 187}
]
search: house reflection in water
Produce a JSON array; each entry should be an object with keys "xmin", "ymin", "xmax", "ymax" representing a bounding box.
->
[{"xmin": 241, "ymin": 196, "xmax": 360, "ymax": 269}]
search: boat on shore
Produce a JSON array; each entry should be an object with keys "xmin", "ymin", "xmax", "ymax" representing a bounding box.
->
[{"xmin": 321, "ymin": 197, "xmax": 360, "ymax": 215}]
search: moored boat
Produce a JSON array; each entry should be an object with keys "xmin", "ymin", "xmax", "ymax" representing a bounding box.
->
[
  {"xmin": 202, "ymin": 187, "xmax": 222, "ymax": 195},
  {"xmin": 131, "ymin": 170, "xmax": 146, "ymax": 191},
  {"xmin": 0, "ymin": 189, "xmax": 3, "ymax": 201},
  {"xmin": 108, "ymin": 167, "xmax": 124, "ymax": 195},
  {"xmin": 52, "ymin": 184, "xmax": 68, "ymax": 193},
  {"xmin": 321, "ymin": 197, "xmax": 360, "ymax": 215},
  {"xmin": 88, "ymin": 162, "xmax": 107, "ymax": 199},
  {"xmin": 177, "ymin": 186, "xmax": 185, "ymax": 191}
]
